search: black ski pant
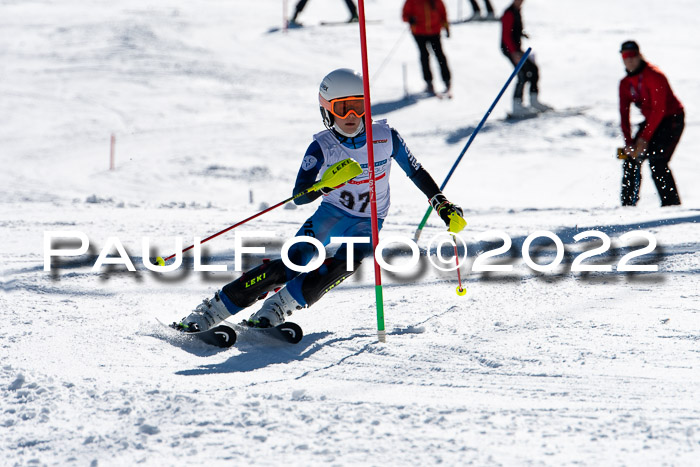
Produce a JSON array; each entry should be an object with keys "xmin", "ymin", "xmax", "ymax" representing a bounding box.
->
[
  {"xmin": 621, "ymin": 112, "xmax": 683, "ymax": 207},
  {"xmin": 469, "ymin": 0, "xmax": 494, "ymax": 14},
  {"xmin": 413, "ymin": 34, "xmax": 451, "ymax": 90},
  {"xmin": 293, "ymin": 0, "xmax": 357, "ymax": 19},
  {"xmin": 222, "ymin": 203, "xmax": 383, "ymax": 311},
  {"xmin": 505, "ymin": 52, "xmax": 539, "ymax": 99}
]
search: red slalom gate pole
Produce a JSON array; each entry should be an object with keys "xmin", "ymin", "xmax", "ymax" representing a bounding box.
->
[{"xmin": 357, "ymin": 0, "xmax": 386, "ymax": 343}]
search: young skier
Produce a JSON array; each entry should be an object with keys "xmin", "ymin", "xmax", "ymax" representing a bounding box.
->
[
  {"xmin": 500, "ymin": 0, "xmax": 549, "ymax": 116},
  {"xmin": 175, "ymin": 68, "xmax": 465, "ymax": 332},
  {"xmin": 618, "ymin": 40, "xmax": 683, "ymax": 207}
]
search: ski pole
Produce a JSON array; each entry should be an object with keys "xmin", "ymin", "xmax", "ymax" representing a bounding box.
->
[
  {"xmin": 156, "ymin": 158, "xmax": 362, "ymax": 265},
  {"xmin": 413, "ymin": 48, "xmax": 532, "ymax": 241}
]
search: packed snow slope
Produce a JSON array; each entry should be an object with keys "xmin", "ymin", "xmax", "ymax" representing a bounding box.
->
[{"xmin": 1, "ymin": 0, "xmax": 698, "ymax": 465}]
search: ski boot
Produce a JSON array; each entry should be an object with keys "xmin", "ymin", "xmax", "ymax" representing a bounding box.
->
[
  {"xmin": 530, "ymin": 92, "xmax": 552, "ymax": 112},
  {"xmin": 288, "ymin": 11, "xmax": 303, "ymax": 28},
  {"xmin": 511, "ymin": 97, "xmax": 537, "ymax": 117},
  {"xmin": 174, "ymin": 291, "xmax": 232, "ymax": 333},
  {"xmin": 247, "ymin": 287, "xmax": 304, "ymax": 328}
]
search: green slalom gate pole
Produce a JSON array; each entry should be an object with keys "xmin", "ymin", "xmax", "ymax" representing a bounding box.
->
[
  {"xmin": 413, "ymin": 48, "xmax": 532, "ymax": 242},
  {"xmin": 357, "ymin": 0, "xmax": 386, "ymax": 342}
]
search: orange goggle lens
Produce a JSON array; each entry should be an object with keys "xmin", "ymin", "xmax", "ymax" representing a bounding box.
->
[{"xmin": 320, "ymin": 96, "xmax": 365, "ymax": 118}]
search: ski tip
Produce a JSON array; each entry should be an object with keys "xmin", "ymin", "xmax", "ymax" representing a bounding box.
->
[
  {"xmin": 278, "ymin": 322, "xmax": 304, "ymax": 344},
  {"xmin": 209, "ymin": 325, "xmax": 237, "ymax": 347}
]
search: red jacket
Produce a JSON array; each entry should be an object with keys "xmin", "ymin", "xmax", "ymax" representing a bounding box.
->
[
  {"xmin": 402, "ymin": 0, "xmax": 447, "ymax": 36},
  {"xmin": 500, "ymin": 4, "xmax": 522, "ymax": 56},
  {"xmin": 619, "ymin": 61, "xmax": 684, "ymax": 145}
]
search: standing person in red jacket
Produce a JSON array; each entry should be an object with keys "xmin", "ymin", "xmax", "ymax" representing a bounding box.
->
[
  {"xmin": 619, "ymin": 40, "xmax": 683, "ymax": 207},
  {"xmin": 402, "ymin": 0, "xmax": 452, "ymax": 95},
  {"xmin": 500, "ymin": 0, "xmax": 549, "ymax": 116}
]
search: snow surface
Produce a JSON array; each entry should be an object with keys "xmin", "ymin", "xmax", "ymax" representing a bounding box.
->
[{"xmin": 1, "ymin": 0, "xmax": 699, "ymax": 465}]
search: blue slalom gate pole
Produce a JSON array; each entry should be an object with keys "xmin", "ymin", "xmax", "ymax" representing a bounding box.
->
[{"xmin": 413, "ymin": 48, "xmax": 532, "ymax": 241}]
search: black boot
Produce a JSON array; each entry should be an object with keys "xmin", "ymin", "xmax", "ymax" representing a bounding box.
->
[
  {"xmin": 650, "ymin": 160, "xmax": 681, "ymax": 206},
  {"xmin": 289, "ymin": 9, "xmax": 302, "ymax": 26}
]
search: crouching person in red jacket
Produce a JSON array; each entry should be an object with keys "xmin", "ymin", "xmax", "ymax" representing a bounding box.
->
[{"xmin": 619, "ymin": 40, "xmax": 683, "ymax": 207}]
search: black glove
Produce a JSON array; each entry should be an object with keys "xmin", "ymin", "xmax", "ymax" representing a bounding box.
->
[
  {"xmin": 408, "ymin": 16, "xmax": 417, "ymax": 25},
  {"xmin": 430, "ymin": 194, "xmax": 463, "ymax": 227}
]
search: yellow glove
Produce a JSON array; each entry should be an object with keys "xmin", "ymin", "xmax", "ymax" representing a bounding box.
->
[{"xmin": 430, "ymin": 194, "xmax": 467, "ymax": 234}]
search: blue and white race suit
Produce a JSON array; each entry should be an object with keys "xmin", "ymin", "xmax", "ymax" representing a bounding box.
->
[{"xmin": 278, "ymin": 120, "xmax": 439, "ymax": 306}]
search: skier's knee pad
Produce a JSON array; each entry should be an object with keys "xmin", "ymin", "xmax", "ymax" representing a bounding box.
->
[
  {"xmin": 300, "ymin": 257, "xmax": 361, "ymax": 307},
  {"xmin": 221, "ymin": 259, "xmax": 289, "ymax": 308}
]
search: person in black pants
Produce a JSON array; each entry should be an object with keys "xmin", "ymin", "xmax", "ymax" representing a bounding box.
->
[
  {"xmin": 290, "ymin": 0, "xmax": 359, "ymax": 25},
  {"xmin": 403, "ymin": 0, "xmax": 452, "ymax": 95},
  {"xmin": 500, "ymin": 0, "xmax": 549, "ymax": 116}
]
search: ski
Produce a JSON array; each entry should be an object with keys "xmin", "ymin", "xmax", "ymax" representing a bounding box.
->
[
  {"xmin": 191, "ymin": 322, "xmax": 238, "ymax": 348},
  {"xmin": 408, "ymin": 90, "xmax": 452, "ymax": 100},
  {"xmin": 505, "ymin": 111, "xmax": 539, "ymax": 121},
  {"xmin": 505, "ymin": 106, "xmax": 588, "ymax": 122},
  {"xmin": 450, "ymin": 16, "xmax": 499, "ymax": 25},
  {"xmin": 160, "ymin": 319, "xmax": 303, "ymax": 348},
  {"xmin": 268, "ymin": 19, "xmax": 381, "ymax": 33},
  {"xmin": 266, "ymin": 22, "xmax": 305, "ymax": 33},
  {"xmin": 159, "ymin": 319, "xmax": 238, "ymax": 348},
  {"xmin": 233, "ymin": 321, "xmax": 304, "ymax": 344},
  {"xmin": 319, "ymin": 20, "xmax": 382, "ymax": 26}
]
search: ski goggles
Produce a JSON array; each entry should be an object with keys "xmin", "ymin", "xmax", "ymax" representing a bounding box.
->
[
  {"xmin": 621, "ymin": 51, "xmax": 639, "ymax": 59},
  {"xmin": 319, "ymin": 95, "xmax": 365, "ymax": 119}
]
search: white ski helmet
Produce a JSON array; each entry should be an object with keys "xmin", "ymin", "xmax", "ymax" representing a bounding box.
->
[{"xmin": 318, "ymin": 68, "xmax": 365, "ymax": 136}]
